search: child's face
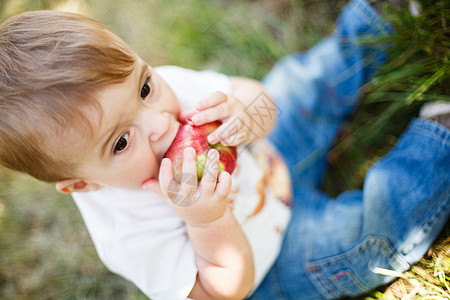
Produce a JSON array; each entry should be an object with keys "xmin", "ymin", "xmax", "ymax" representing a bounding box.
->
[{"xmin": 68, "ymin": 55, "xmax": 181, "ymax": 190}]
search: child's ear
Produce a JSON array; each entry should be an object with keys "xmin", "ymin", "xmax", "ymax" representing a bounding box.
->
[{"xmin": 56, "ymin": 179, "xmax": 103, "ymax": 194}]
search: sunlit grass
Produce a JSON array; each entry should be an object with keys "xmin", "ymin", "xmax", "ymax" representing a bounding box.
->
[{"xmin": 324, "ymin": 1, "xmax": 450, "ymax": 196}]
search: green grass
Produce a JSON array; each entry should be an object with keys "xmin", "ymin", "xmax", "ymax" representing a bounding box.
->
[
  {"xmin": 0, "ymin": 0, "xmax": 448, "ymax": 299},
  {"xmin": 324, "ymin": 1, "xmax": 450, "ymax": 197}
]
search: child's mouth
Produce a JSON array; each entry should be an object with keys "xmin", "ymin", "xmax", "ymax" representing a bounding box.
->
[{"xmin": 162, "ymin": 117, "xmax": 181, "ymax": 161}]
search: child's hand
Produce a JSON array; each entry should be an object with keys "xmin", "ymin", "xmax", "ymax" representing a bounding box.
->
[
  {"xmin": 157, "ymin": 147, "xmax": 253, "ymax": 300},
  {"xmin": 158, "ymin": 146, "xmax": 232, "ymax": 226},
  {"xmin": 180, "ymin": 92, "xmax": 255, "ymax": 147}
]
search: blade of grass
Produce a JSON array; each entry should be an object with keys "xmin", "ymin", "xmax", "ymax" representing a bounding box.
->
[{"xmin": 405, "ymin": 64, "xmax": 448, "ymax": 104}]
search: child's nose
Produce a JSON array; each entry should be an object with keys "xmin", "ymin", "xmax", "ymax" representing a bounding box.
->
[{"xmin": 140, "ymin": 109, "xmax": 170, "ymax": 143}]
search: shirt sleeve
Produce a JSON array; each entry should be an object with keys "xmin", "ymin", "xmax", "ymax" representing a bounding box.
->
[{"xmin": 155, "ymin": 65, "xmax": 231, "ymax": 111}]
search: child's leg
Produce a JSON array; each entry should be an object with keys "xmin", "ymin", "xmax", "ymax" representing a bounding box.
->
[
  {"xmin": 264, "ymin": 0, "xmax": 392, "ymax": 188},
  {"xmin": 250, "ymin": 0, "xmax": 450, "ymax": 299},
  {"xmin": 250, "ymin": 119, "xmax": 450, "ymax": 299}
]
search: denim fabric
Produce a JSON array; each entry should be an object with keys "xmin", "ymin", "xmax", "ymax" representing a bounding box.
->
[{"xmin": 249, "ymin": 0, "xmax": 450, "ymax": 299}]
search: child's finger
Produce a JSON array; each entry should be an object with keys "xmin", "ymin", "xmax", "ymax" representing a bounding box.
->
[
  {"xmin": 158, "ymin": 158, "xmax": 176, "ymax": 199},
  {"xmin": 208, "ymin": 117, "xmax": 243, "ymax": 145},
  {"xmin": 178, "ymin": 110, "xmax": 197, "ymax": 122},
  {"xmin": 199, "ymin": 149, "xmax": 220, "ymax": 192},
  {"xmin": 222, "ymin": 128, "xmax": 251, "ymax": 146},
  {"xmin": 196, "ymin": 91, "xmax": 227, "ymax": 111},
  {"xmin": 191, "ymin": 103, "xmax": 230, "ymax": 126},
  {"xmin": 213, "ymin": 171, "xmax": 232, "ymax": 199},
  {"xmin": 179, "ymin": 147, "xmax": 198, "ymax": 196}
]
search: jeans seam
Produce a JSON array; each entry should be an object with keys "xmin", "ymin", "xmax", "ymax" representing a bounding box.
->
[
  {"xmin": 351, "ymin": 0, "xmax": 393, "ymax": 36},
  {"xmin": 412, "ymin": 118, "xmax": 450, "ymax": 145},
  {"xmin": 400, "ymin": 189, "xmax": 450, "ymax": 255},
  {"xmin": 332, "ymin": 268, "xmax": 369, "ymax": 293}
]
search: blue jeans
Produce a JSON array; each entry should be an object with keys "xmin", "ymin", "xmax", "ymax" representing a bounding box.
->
[{"xmin": 250, "ymin": 0, "xmax": 450, "ymax": 299}]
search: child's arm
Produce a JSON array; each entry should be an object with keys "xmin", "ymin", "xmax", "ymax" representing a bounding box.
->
[
  {"xmin": 186, "ymin": 207, "xmax": 255, "ymax": 299},
  {"xmin": 158, "ymin": 148, "xmax": 255, "ymax": 299},
  {"xmin": 181, "ymin": 77, "xmax": 277, "ymax": 147}
]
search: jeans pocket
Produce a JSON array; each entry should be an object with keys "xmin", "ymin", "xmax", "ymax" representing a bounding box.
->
[{"xmin": 304, "ymin": 236, "xmax": 410, "ymax": 299}]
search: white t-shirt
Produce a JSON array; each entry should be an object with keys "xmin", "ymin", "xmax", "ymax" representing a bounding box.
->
[{"xmin": 72, "ymin": 66, "xmax": 292, "ymax": 299}]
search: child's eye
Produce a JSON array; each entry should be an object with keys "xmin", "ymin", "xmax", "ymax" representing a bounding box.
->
[
  {"xmin": 141, "ymin": 78, "xmax": 151, "ymax": 100},
  {"xmin": 113, "ymin": 132, "xmax": 129, "ymax": 153}
]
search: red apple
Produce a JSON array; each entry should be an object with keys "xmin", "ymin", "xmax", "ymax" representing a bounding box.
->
[{"xmin": 164, "ymin": 119, "xmax": 237, "ymax": 183}]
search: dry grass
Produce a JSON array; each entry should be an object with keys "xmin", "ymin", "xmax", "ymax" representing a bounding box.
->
[{"xmin": 364, "ymin": 236, "xmax": 450, "ymax": 300}]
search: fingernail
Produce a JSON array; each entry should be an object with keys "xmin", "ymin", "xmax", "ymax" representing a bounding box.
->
[
  {"xmin": 208, "ymin": 149, "xmax": 218, "ymax": 158},
  {"xmin": 208, "ymin": 135, "xmax": 217, "ymax": 144},
  {"xmin": 184, "ymin": 147, "xmax": 195, "ymax": 157}
]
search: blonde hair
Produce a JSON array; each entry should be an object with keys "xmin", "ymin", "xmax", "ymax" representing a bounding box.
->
[{"xmin": 0, "ymin": 10, "xmax": 136, "ymax": 182}]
